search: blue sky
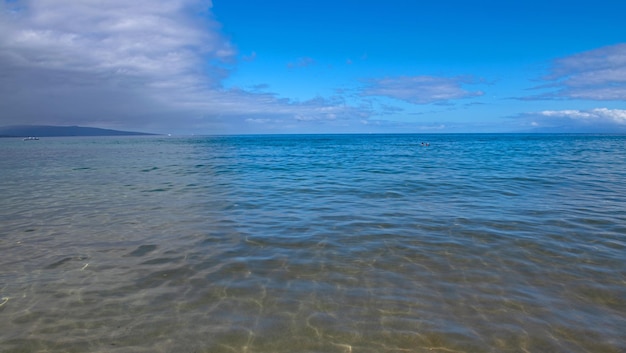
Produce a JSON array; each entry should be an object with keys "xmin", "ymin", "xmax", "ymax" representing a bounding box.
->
[{"xmin": 1, "ymin": 0, "xmax": 625, "ymax": 134}]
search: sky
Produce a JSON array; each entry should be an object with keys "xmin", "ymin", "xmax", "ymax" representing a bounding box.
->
[{"xmin": 1, "ymin": 0, "xmax": 625, "ymax": 134}]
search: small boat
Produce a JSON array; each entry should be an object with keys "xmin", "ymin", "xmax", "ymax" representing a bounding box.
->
[{"xmin": 23, "ymin": 137, "xmax": 39, "ymax": 141}]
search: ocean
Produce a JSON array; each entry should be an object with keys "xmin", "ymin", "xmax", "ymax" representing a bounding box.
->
[{"xmin": 1, "ymin": 134, "xmax": 625, "ymax": 352}]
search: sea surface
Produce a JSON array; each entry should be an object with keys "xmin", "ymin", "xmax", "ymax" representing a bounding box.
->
[{"xmin": 1, "ymin": 134, "xmax": 625, "ymax": 353}]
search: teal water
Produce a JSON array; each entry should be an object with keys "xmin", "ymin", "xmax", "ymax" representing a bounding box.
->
[{"xmin": 1, "ymin": 134, "xmax": 625, "ymax": 352}]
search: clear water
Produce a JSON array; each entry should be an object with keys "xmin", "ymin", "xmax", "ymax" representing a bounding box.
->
[{"xmin": 1, "ymin": 134, "xmax": 625, "ymax": 352}]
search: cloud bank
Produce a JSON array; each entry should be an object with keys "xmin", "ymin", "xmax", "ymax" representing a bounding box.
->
[
  {"xmin": 0, "ymin": 0, "xmax": 236, "ymax": 130},
  {"xmin": 535, "ymin": 43, "xmax": 626, "ymax": 101},
  {"xmin": 517, "ymin": 108, "xmax": 626, "ymax": 132}
]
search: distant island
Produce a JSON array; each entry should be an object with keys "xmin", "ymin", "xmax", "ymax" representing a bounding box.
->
[{"xmin": 0, "ymin": 125, "xmax": 157, "ymax": 138}]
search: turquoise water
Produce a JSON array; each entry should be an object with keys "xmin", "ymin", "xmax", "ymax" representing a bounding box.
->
[{"xmin": 1, "ymin": 134, "xmax": 625, "ymax": 352}]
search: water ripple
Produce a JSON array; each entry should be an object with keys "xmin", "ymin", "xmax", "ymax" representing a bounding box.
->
[{"xmin": 0, "ymin": 134, "xmax": 625, "ymax": 352}]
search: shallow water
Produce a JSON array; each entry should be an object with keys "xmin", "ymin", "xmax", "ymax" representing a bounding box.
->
[{"xmin": 1, "ymin": 134, "xmax": 625, "ymax": 352}]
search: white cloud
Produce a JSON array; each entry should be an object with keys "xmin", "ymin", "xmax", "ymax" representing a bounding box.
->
[
  {"xmin": 539, "ymin": 108, "xmax": 626, "ymax": 124},
  {"xmin": 360, "ymin": 76, "xmax": 484, "ymax": 104},
  {"xmin": 535, "ymin": 43, "xmax": 626, "ymax": 101},
  {"xmin": 518, "ymin": 108, "xmax": 626, "ymax": 132},
  {"xmin": 1, "ymin": 0, "xmax": 234, "ymax": 80}
]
